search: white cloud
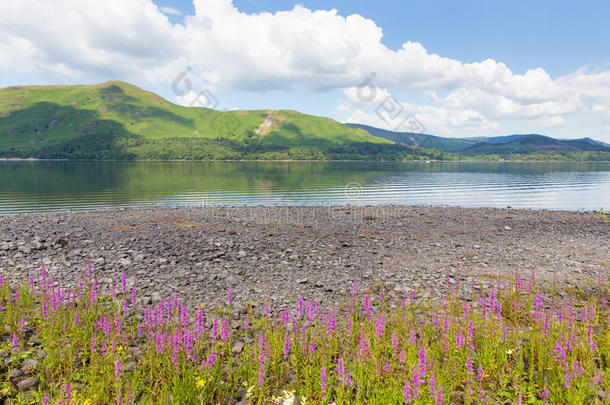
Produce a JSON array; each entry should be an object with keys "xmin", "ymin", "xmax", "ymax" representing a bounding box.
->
[
  {"xmin": 160, "ymin": 6, "xmax": 182, "ymax": 16},
  {"xmin": 0, "ymin": 0, "xmax": 609, "ymax": 138}
]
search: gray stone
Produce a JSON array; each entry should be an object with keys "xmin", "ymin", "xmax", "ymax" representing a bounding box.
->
[
  {"xmin": 21, "ymin": 358, "xmax": 38, "ymax": 374},
  {"xmin": 232, "ymin": 340, "xmax": 244, "ymax": 354},
  {"xmin": 17, "ymin": 376, "xmax": 39, "ymax": 391},
  {"xmin": 8, "ymin": 368, "xmax": 23, "ymax": 380}
]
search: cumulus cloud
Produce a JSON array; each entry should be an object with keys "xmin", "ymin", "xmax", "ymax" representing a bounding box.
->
[{"xmin": 0, "ymin": 0, "xmax": 609, "ymax": 136}]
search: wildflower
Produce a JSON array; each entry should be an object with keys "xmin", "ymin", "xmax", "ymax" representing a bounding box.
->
[
  {"xmin": 429, "ymin": 373, "xmax": 436, "ymax": 395},
  {"xmin": 466, "ymin": 354, "xmax": 473, "ymax": 376},
  {"xmin": 221, "ymin": 318, "xmax": 229, "ymax": 341},
  {"xmin": 228, "ymin": 287, "xmax": 233, "ymax": 306},
  {"xmin": 541, "ymin": 381, "xmax": 550, "ymax": 403},
  {"xmin": 391, "ymin": 330, "xmax": 398, "ymax": 356},
  {"xmin": 320, "ymin": 366, "xmax": 327, "ymax": 397},
  {"xmin": 435, "ymin": 386, "xmax": 443, "ymax": 405},
  {"xmin": 337, "ymin": 357, "xmax": 345, "ymax": 383},
  {"xmin": 121, "ymin": 271, "xmax": 126, "ymax": 293},
  {"xmin": 283, "ymin": 335, "xmax": 290, "ymax": 360},
  {"xmin": 131, "ymin": 286, "xmax": 137, "ymax": 307},
  {"xmin": 375, "ymin": 312, "xmax": 385, "ymax": 338},
  {"xmin": 64, "ymin": 383, "xmax": 72, "ymax": 403},
  {"xmin": 207, "ymin": 349, "xmax": 217, "ymax": 369},
  {"xmin": 417, "ymin": 346, "xmax": 427, "ymax": 377},
  {"xmin": 404, "ymin": 380, "xmax": 412, "ymax": 403},
  {"xmin": 114, "ymin": 359, "xmax": 122, "ymax": 379},
  {"xmin": 211, "ymin": 319, "xmax": 219, "ymax": 341},
  {"xmin": 364, "ymin": 295, "xmax": 372, "ymax": 321},
  {"xmin": 195, "ymin": 376, "xmax": 207, "ymax": 388},
  {"xmin": 11, "ymin": 333, "xmax": 18, "ymax": 352},
  {"xmin": 455, "ymin": 330, "xmax": 465, "ymax": 350}
]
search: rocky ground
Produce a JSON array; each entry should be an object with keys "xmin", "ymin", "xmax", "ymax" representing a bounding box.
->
[{"xmin": 0, "ymin": 206, "xmax": 608, "ymax": 312}]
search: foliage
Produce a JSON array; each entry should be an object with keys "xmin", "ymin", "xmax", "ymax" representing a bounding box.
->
[{"xmin": 1, "ymin": 265, "xmax": 609, "ymax": 404}]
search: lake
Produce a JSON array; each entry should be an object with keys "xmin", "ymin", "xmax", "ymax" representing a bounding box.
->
[{"xmin": 0, "ymin": 160, "xmax": 608, "ymax": 214}]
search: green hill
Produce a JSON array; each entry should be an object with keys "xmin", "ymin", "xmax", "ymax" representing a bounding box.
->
[
  {"xmin": 0, "ymin": 81, "xmax": 401, "ymax": 160},
  {"xmin": 1, "ymin": 81, "xmax": 608, "ymax": 161}
]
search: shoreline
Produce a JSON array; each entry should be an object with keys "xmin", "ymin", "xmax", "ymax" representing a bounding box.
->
[
  {"xmin": 1, "ymin": 157, "xmax": 609, "ymax": 163},
  {"xmin": 1, "ymin": 205, "xmax": 608, "ymax": 311}
]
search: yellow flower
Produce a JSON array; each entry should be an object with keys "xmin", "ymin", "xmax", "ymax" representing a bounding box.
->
[
  {"xmin": 83, "ymin": 400, "xmax": 92, "ymax": 405},
  {"xmin": 195, "ymin": 376, "xmax": 207, "ymax": 388}
]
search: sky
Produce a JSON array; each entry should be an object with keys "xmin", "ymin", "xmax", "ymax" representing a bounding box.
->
[{"xmin": 1, "ymin": 0, "xmax": 610, "ymax": 141}]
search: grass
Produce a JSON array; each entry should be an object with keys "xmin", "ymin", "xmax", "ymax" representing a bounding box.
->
[{"xmin": 1, "ymin": 266, "xmax": 609, "ymax": 404}]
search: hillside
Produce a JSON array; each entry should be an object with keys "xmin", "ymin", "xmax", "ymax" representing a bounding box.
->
[
  {"xmin": 351, "ymin": 124, "xmax": 610, "ymax": 157},
  {"xmin": 346, "ymin": 123, "xmax": 476, "ymax": 152},
  {"xmin": 0, "ymin": 81, "xmax": 608, "ymax": 161},
  {"xmin": 462, "ymin": 134, "xmax": 610, "ymax": 155},
  {"xmin": 0, "ymin": 81, "xmax": 401, "ymax": 160}
]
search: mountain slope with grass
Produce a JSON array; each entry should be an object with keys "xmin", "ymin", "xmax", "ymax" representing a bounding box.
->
[{"xmin": 0, "ymin": 81, "xmax": 401, "ymax": 160}]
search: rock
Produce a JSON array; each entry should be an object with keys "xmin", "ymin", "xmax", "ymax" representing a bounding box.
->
[
  {"xmin": 124, "ymin": 361, "xmax": 137, "ymax": 373},
  {"xmin": 8, "ymin": 368, "xmax": 23, "ymax": 380},
  {"xmin": 17, "ymin": 376, "xmax": 39, "ymax": 391},
  {"xmin": 238, "ymin": 250, "xmax": 247, "ymax": 258},
  {"xmin": 232, "ymin": 340, "xmax": 244, "ymax": 354},
  {"xmin": 21, "ymin": 358, "xmax": 38, "ymax": 374},
  {"xmin": 119, "ymin": 258, "xmax": 132, "ymax": 266},
  {"xmin": 297, "ymin": 278, "xmax": 308, "ymax": 284},
  {"xmin": 450, "ymin": 391, "xmax": 465, "ymax": 404},
  {"xmin": 27, "ymin": 336, "xmax": 42, "ymax": 347},
  {"xmin": 504, "ymin": 226, "xmax": 512, "ymax": 231}
]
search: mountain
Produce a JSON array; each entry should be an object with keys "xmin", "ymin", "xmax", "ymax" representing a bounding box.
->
[
  {"xmin": 351, "ymin": 125, "xmax": 610, "ymax": 156},
  {"xmin": 462, "ymin": 134, "xmax": 610, "ymax": 155},
  {"xmin": 346, "ymin": 123, "xmax": 476, "ymax": 152},
  {"xmin": 0, "ymin": 81, "xmax": 397, "ymax": 160},
  {"xmin": 0, "ymin": 81, "xmax": 608, "ymax": 160}
]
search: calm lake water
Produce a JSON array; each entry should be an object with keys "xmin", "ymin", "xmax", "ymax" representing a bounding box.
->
[{"xmin": 0, "ymin": 161, "xmax": 609, "ymax": 214}]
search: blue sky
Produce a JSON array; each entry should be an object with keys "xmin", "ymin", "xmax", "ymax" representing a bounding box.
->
[{"xmin": 2, "ymin": 0, "xmax": 610, "ymax": 141}]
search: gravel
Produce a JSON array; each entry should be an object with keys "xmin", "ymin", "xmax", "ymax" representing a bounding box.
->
[{"xmin": 0, "ymin": 206, "xmax": 608, "ymax": 311}]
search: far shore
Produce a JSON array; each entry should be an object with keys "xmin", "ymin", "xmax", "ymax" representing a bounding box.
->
[{"xmin": 1, "ymin": 157, "xmax": 609, "ymax": 163}]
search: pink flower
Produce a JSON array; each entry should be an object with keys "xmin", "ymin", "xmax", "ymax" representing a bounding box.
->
[
  {"xmin": 283, "ymin": 335, "xmax": 290, "ymax": 360},
  {"xmin": 404, "ymin": 380, "xmax": 412, "ymax": 403},
  {"xmin": 321, "ymin": 366, "xmax": 327, "ymax": 396},
  {"xmin": 114, "ymin": 359, "xmax": 122, "ymax": 379}
]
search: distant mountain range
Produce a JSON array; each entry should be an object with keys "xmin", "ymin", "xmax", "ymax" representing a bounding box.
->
[
  {"xmin": 0, "ymin": 81, "xmax": 608, "ymax": 160},
  {"xmin": 347, "ymin": 124, "xmax": 610, "ymax": 155}
]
